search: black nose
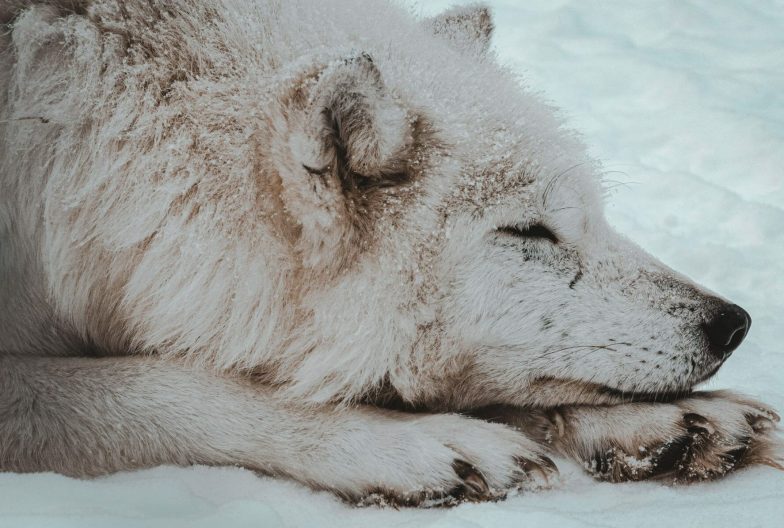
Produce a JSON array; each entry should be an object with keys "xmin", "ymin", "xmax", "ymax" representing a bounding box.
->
[{"xmin": 703, "ymin": 304, "xmax": 751, "ymax": 359}]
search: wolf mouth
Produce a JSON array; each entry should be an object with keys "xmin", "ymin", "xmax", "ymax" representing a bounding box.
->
[
  {"xmin": 593, "ymin": 363, "xmax": 724, "ymax": 403},
  {"xmin": 597, "ymin": 385, "xmax": 693, "ymax": 404},
  {"xmin": 595, "ymin": 364, "xmax": 726, "ymax": 404},
  {"xmin": 526, "ymin": 377, "xmax": 696, "ymax": 406}
]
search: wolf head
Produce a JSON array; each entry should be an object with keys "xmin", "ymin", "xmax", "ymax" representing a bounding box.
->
[
  {"xmin": 7, "ymin": 1, "xmax": 749, "ymax": 409},
  {"xmin": 262, "ymin": 3, "xmax": 750, "ymax": 408}
]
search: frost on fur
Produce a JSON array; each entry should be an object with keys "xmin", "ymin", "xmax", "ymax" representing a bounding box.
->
[{"xmin": 426, "ymin": 3, "xmax": 494, "ymax": 55}]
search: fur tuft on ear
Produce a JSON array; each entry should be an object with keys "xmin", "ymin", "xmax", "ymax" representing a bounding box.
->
[
  {"xmin": 425, "ymin": 3, "xmax": 494, "ymax": 55},
  {"xmin": 304, "ymin": 52, "xmax": 413, "ymax": 183}
]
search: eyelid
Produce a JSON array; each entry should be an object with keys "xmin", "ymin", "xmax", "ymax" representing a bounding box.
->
[{"xmin": 496, "ymin": 223, "xmax": 559, "ymax": 244}]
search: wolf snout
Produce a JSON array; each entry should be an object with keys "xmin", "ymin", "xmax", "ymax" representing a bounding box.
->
[{"xmin": 703, "ymin": 303, "xmax": 751, "ymax": 359}]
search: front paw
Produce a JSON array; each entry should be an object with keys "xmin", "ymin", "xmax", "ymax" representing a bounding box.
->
[
  {"xmin": 545, "ymin": 391, "xmax": 781, "ymax": 483},
  {"xmin": 350, "ymin": 414, "xmax": 557, "ymax": 507},
  {"xmin": 657, "ymin": 393, "xmax": 781, "ymax": 482}
]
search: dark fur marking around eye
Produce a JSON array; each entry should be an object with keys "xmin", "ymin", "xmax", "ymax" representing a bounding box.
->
[{"xmin": 497, "ymin": 224, "xmax": 558, "ymax": 244}]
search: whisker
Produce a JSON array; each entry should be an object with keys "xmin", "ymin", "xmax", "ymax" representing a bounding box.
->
[
  {"xmin": 542, "ymin": 162, "xmax": 587, "ymax": 207},
  {"xmin": 539, "ymin": 343, "xmax": 628, "ymax": 359}
]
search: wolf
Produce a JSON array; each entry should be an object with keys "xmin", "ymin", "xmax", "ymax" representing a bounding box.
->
[{"xmin": 0, "ymin": 0, "xmax": 780, "ymax": 506}]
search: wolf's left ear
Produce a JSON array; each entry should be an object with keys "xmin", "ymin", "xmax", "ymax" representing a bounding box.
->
[
  {"xmin": 280, "ymin": 53, "xmax": 415, "ymax": 268},
  {"xmin": 425, "ymin": 4, "xmax": 494, "ymax": 55},
  {"xmin": 299, "ymin": 52, "xmax": 413, "ymax": 185}
]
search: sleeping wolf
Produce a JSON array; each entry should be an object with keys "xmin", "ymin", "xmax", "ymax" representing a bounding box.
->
[{"xmin": 0, "ymin": 0, "xmax": 780, "ymax": 505}]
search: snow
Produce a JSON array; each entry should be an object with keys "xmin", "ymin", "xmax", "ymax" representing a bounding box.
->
[{"xmin": 1, "ymin": 0, "xmax": 783, "ymax": 526}]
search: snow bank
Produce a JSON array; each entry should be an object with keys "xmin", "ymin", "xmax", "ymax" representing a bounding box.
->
[{"xmin": 1, "ymin": 1, "xmax": 782, "ymax": 526}]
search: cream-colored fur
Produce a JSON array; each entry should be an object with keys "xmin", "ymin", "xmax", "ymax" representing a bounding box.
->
[{"xmin": 0, "ymin": 0, "xmax": 780, "ymax": 505}]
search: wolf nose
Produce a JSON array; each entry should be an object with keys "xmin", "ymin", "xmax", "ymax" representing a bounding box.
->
[{"xmin": 703, "ymin": 304, "xmax": 751, "ymax": 359}]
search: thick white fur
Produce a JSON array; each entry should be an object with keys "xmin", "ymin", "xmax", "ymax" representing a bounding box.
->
[
  {"xmin": 0, "ymin": 0, "xmax": 780, "ymax": 504},
  {"xmin": 0, "ymin": 0, "xmax": 725, "ymax": 400}
]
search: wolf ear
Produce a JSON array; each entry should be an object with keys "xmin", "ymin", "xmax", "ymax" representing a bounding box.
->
[
  {"xmin": 299, "ymin": 52, "xmax": 413, "ymax": 188},
  {"xmin": 281, "ymin": 53, "xmax": 414, "ymax": 268},
  {"xmin": 425, "ymin": 4, "xmax": 494, "ymax": 55}
]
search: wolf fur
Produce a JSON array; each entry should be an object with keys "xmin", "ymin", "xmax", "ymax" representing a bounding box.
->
[{"xmin": 0, "ymin": 0, "xmax": 780, "ymax": 505}]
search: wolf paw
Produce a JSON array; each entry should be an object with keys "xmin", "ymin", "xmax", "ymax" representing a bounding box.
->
[
  {"xmin": 348, "ymin": 414, "xmax": 556, "ymax": 507},
  {"xmin": 653, "ymin": 394, "xmax": 781, "ymax": 483},
  {"xmin": 543, "ymin": 391, "xmax": 781, "ymax": 483}
]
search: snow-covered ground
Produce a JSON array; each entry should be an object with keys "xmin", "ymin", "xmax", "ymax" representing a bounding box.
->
[{"xmin": 1, "ymin": 1, "xmax": 782, "ymax": 526}]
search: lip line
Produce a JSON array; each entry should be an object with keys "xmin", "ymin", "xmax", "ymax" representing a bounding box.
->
[
  {"xmin": 597, "ymin": 385, "xmax": 694, "ymax": 403},
  {"xmin": 529, "ymin": 376, "xmax": 697, "ymax": 404},
  {"xmin": 586, "ymin": 360, "xmax": 726, "ymax": 403}
]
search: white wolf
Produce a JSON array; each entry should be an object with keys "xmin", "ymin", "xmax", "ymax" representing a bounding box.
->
[{"xmin": 0, "ymin": 0, "xmax": 780, "ymax": 505}]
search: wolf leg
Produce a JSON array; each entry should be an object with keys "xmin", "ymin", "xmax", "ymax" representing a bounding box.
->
[
  {"xmin": 0, "ymin": 354, "xmax": 554, "ymax": 505},
  {"xmin": 486, "ymin": 392, "xmax": 781, "ymax": 483}
]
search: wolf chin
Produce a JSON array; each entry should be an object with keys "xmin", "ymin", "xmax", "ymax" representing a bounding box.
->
[{"xmin": 0, "ymin": 0, "xmax": 781, "ymax": 506}]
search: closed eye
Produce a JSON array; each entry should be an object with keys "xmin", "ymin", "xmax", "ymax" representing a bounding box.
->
[{"xmin": 497, "ymin": 223, "xmax": 559, "ymax": 244}]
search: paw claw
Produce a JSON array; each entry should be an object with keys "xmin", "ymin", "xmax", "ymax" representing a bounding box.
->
[
  {"xmin": 745, "ymin": 409, "xmax": 780, "ymax": 432},
  {"xmin": 588, "ymin": 450, "xmax": 614, "ymax": 477},
  {"xmin": 547, "ymin": 410, "xmax": 567, "ymax": 439},
  {"xmin": 722, "ymin": 442, "xmax": 750, "ymax": 468},
  {"xmin": 683, "ymin": 413, "xmax": 715, "ymax": 436},
  {"xmin": 748, "ymin": 415, "xmax": 776, "ymax": 433},
  {"xmin": 650, "ymin": 435, "xmax": 693, "ymax": 478},
  {"xmin": 515, "ymin": 455, "xmax": 558, "ymax": 483},
  {"xmin": 539, "ymin": 455, "xmax": 559, "ymax": 474},
  {"xmin": 452, "ymin": 460, "xmax": 490, "ymax": 499},
  {"xmin": 750, "ymin": 405, "xmax": 780, "ymax": 424}
]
